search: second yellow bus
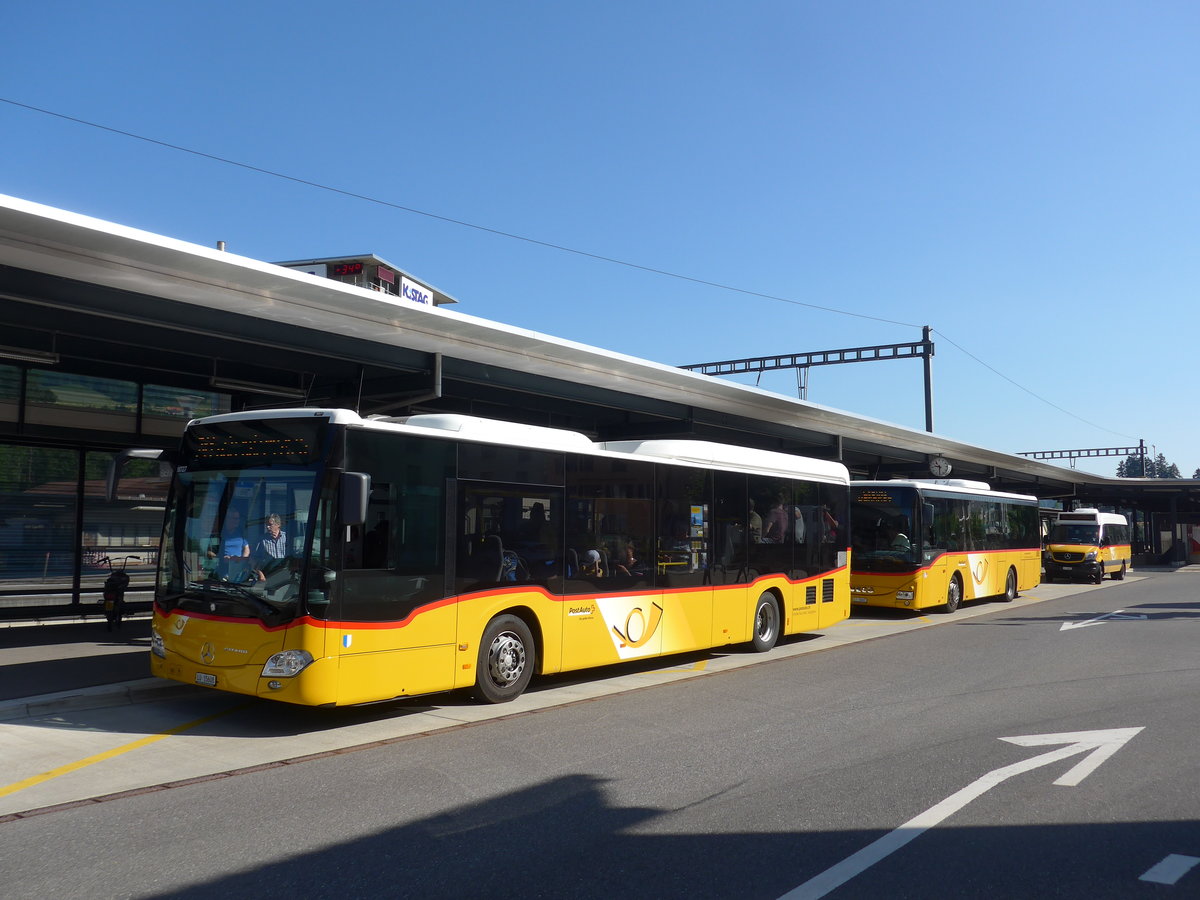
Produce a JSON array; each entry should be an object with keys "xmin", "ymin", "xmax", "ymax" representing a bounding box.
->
[{"xmin": 849, "ymin": 479, "xmax": 1041, "ymax": 613}]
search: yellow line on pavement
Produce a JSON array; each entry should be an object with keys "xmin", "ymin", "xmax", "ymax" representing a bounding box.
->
[{"xmin": 0, "ymin": 704, "xmax": 249, "ymax": 799}]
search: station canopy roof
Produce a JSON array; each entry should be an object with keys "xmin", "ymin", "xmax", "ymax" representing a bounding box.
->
[{"xmin": 1, "ymin": 192, "xmax": 1197, "ymax": 513}]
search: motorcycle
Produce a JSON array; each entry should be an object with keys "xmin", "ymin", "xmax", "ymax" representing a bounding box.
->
[{"xmin": 98, "ymin": 555, "xmax": 139, "ymax": 632}]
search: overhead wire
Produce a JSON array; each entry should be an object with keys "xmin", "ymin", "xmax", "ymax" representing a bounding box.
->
[{"xmin": 0, "ymin": 96, "xmax": 1139, "ymax": 443}]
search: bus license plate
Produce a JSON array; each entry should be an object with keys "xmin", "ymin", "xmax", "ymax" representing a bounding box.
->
[{"xmin": 194, "ymin": 672, "xmax": 217, "ymax": 686}]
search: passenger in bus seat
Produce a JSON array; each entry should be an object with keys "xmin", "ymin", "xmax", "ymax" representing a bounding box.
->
[
  {"xmin": 581, "ymin": 548, "xmax": 604, "ymax": 577},
  {"xmin": 614, "ymin": 542, "xmax": 648, "ymax": 577},
  {"xmin": 748, "ymin": 500, "xmax": 763, "ymax": 543},
  {"xmin": 763, "ymin": 493, "xmax": 789, "ymax": 543}
]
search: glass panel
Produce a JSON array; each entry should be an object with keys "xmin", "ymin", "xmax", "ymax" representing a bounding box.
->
[
  {"xmin": 712, "ymin": 471, "xmax": 748, "ymax": 586},
  {"xmin": 141, "ymin": 384, "xmax": 230, "ymax": 437},
  {"xmin": 456, "ymin": 482, "xmax": 564, "ymax": 595},
  {"xmin": 0, "ymin": 364, "xmax": 18, "ymax": 422},
  {"xmin": 0, "ymin": 445, "xmax": 79, "ymax": 603},
  {"xmin": 158, "ymin": 464, "xmax": 321, "ymax": 623},
  {"xmin": 748, "ymin": 475, "xmax": 794, "ymax": 578},
  {"xmin": 25, "ymin": 371, "xmax": 138, "ymax": 432},
  {"xmin": 849, "ymin": 485, "xmax": 919, "ymax": 571},
  {"xmin": 339, "ymin": 432, "xmax": 455, "ymax": 620},
  {"xmin": 458, "ymin": 442, "xmax": 563, "ymax": 485},
  {"xmin": 564, "ymin": 456, "xmax": 653, "ymax": 593},
  {"xmin": 83, "ymin": 450, "xmax": 169, "ymax": 600},
  {"xmin": 656, "ymin": 465, "xmax": 711, "ymax": 589}
]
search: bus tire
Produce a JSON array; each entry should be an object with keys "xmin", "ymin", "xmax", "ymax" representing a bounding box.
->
[
  {"xmin": 1093, "ymin": 566, "xmax": 1104, "ymax": 585},
  {"xmin": 1001, "ymin": 567, "xmax": 1017, "ymax": 602},
  {"xmin": 940, "ymin": 574, "xmax": 962, "ymax": 614},
  {"xmin": 473, "ymin": 614, "xmax": 535, "ymax": 704},
  {"xmin": 750, "ymin": 592, "xmax": 780, "ymax": 652},
  {"xmin": 1112, "ymin": 562, "xmax": 1126, "ymax": 581}
]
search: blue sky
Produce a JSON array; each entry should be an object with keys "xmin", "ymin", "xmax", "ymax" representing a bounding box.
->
[{"xmin": 3, "ymin": 2, "xmax": 1197, "ymax": 477}]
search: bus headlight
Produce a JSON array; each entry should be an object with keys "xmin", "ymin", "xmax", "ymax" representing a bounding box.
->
[
  {"xmin": 150, "ymin": 630, "xmax": 165, "ymax": 659},
  {"xmin": 261, "ymin": 649, "xmax": 314, "ymax": 678},
  {"xmin": 896, "ymin": 589, "xmax": 915, "ymax": 600},
  {"xmin": 1084, "ymin": 551, "xmax": 1097, "ymax": 561}
]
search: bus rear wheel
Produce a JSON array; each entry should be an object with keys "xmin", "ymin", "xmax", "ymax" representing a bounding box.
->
[
  {"xmin": 1001, "ymin": 567, "xmax": 1017, "ymax": 603},
  {"xmin": 751, "ymin": 592, "xmax": 780, "ymax": 652},
  {"xmin": 473, "ymin": 614, "xmax": 535, "ymax": 703},
  {"xmin": 940, "ymin": 574, "xmax": 962, "ymax": 614},
  {"xmin": 1112, "ymin": 562, "xmax": 1126, "ymax": 581}
]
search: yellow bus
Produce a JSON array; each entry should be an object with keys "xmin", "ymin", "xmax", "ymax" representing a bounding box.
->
[
  {"xmin": 128, "ymin": 409, "xmax": 850, "ymax": 706},
  {"xmin": 849, "ymin": 479, "xmax": 1041, "ymax": 613},
  {"xmin": 1043, "ymin": 509, "xmax": 1131, "ymax": 583}
]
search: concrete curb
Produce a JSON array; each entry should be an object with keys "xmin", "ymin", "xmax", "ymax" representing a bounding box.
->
[{"xmin": 0, "ymin": 677, "xmax": 198, "ymax": 722}]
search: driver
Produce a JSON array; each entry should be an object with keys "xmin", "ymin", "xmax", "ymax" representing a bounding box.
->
[
  {"xmin": 255, "ymin": 513, "xmax": 288, "ymax": 561},
  {"xmin": 252, "ymin": 513, "xmax": 296, "ymax": 595}
]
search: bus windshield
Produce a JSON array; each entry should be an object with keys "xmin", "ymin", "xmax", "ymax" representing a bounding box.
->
[
  {"xmin": 156, "ymin": 417, "xmax": 329, "ymax": 623},
  {"xmin": 850, "ymin": 485, "xmax": 919, "ymax": 570},
  {"xmin": 1048, "ymin": 524, "xmax": 1100, "ymax": 544}
]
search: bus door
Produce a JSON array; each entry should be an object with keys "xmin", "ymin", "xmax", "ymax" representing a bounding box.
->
[
  {"xmin": 562, "ymin": 455, "xmax": 663, "ymax": 669},
  {"xmin": 454, "ymin": 480, "xmax": 565, "ymax": 666},
  {"xmin": 328, "ymin": 455, "xmax": 458, "ymax": 703},
  {"xmin": 653, "ymin": 468, "xmax": 714, "ymax": 655},
  {"xmin": 922, "ymin": 496, "xmax": 962, "ymax": 606}
]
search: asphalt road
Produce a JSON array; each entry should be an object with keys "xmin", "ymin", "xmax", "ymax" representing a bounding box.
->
[{"xmin": 2, "ymin": 573, "xmax": 1197, "ymax": 898}]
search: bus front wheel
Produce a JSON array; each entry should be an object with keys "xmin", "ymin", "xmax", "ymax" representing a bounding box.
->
[
  {"xmin": 473, "ymin": 614, "xmax": 535, "ymax": 703},
  {"xmin": 751, "ymin": 592, "xmax": 780, "ymax": 652},
  {"xmin": 940, "ymin": 574, "xmax": 963, "ymax": 614}
]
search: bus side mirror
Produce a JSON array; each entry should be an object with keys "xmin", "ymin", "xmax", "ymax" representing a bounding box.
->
[
  {"xmin": 340, "ymin": 472, "xmax": 370, "ymax": 526},
  {"xmin": 106, "ymin": 448, "xmax": 179, "ymax": 502}
]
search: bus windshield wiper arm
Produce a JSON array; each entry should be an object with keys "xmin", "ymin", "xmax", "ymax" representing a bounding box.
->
[{"xmin": 219, "ymin": 582, "xmax": 278, "ymax": 618}]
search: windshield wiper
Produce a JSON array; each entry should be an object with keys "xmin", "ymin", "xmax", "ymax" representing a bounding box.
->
[
  {"xmin": 215, "ymin": 581, "xmax": 279, "ymax": 619},
  {"xmin": 184, "ymin": 579, "xmax": 279, "ymax": 619}
]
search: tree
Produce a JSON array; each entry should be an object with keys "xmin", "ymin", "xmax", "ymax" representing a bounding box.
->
[{"xmin": 1116, "ymin": 452, "xmax": 1180, "ymax": 478}]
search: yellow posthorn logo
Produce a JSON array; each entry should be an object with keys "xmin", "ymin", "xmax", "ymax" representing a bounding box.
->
[{"xmin": 612, "ymin": 602, "xmax": 664, "ymax": 648}]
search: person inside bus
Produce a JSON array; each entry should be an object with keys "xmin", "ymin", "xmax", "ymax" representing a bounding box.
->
[
  {"xmin": 763, "ymin": 493, "xmax": 789, "ymax": 543},
  {"xmin": 255, "ymin": 513, "xmax": 288, "ymax": 561},
  {"xmin": 613, "ymin": 542, "xmax": 648, "ymax": 577},
  {"xmin": 747, "ymin": 500, "xmax": 763, "ymax": 544},
  {"xmin": 209, "ymin": 507, "xmax": 250, "ymax": 580},
  {"xmin": 884, "ymin": 521, "xmax": 911, "ymax": 553},
  {"xmin": 581, "ymin": 548, "xmax": 604, "ymax": 578}
]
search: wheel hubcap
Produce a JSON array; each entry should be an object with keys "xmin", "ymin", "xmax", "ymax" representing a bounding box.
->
[
  {"xmin": 757, "ymin": 602, "xmax": 776, "ymax": 640},
  {"xmin": 488, "ymin": 632, "xmax": 525, "ymax": 686}
]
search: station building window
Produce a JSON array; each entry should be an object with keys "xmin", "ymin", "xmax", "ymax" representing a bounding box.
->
[
  {"xmin": 0, "ymin": 365, "xmax": 17, "ymax": 422},
  {"xmin": 81, "ymin": 449, "xmax": 166, "ymax": 598},
  {"xmin": 142, "ymin": 384, "xmax": 228, "ymax": 437},
  {"xmin": 0, "ymin": 370, "xmax": 208, "ymax": 610},
  {"xmin": 0, "ymin": 445, "xmax": 80, "ymax": 599},
  {"xmin": 25, "ymin": 370, "xmax": 138, "ymax": 432}
]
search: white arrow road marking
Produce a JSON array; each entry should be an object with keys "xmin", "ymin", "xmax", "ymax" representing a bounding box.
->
[
  {"xmin": 779, "ymin": 727, "xmax": 1145, "ymax": 900},
  {"xmin": 1140, "ymin": 854, "xmax": 1200, "ymax": 885},
  {"xmin": 1060, "ymin": 609, "xmax": 1149, "ymax": 631}
]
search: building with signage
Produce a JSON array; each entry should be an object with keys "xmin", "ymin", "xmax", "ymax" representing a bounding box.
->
[{"xmin": 273, "ymin": 255, "xmax": 456, "ymax": 307}]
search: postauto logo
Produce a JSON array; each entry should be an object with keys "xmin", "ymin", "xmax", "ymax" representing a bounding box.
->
[{"xmin": 594, "ymin": 596, "xmax": 665, "ymax": 658}]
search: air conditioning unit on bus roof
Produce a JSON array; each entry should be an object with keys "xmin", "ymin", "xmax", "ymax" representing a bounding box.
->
[{"xmin": 398, "ymin": 414, "xmax": 595, "ymax": 452}]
